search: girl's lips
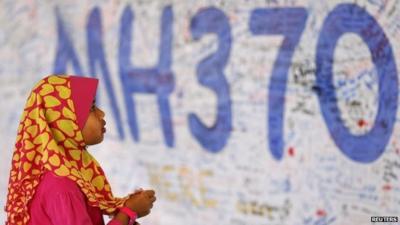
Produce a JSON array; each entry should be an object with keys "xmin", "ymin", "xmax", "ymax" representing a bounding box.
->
[{"xmin": 102, "ymin": 127, "xmax": 106, "ymax": 133}]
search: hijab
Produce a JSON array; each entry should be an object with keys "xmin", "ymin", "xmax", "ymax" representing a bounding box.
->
[{"xmin": 5, "ymin": 75, "xmax": 126, "ymax": 224}]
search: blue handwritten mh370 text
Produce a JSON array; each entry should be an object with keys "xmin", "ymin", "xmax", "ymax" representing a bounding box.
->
[{"xmin": 53, "ymin": 4, "xmax": 398, "ymax": 164}]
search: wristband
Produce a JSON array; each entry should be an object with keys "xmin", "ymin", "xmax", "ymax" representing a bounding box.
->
[{"xmin": 119, "ymin": 207, "xmax": 137, "ymax": 225}]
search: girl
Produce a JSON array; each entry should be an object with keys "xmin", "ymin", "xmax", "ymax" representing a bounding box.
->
[{"xmin": 5, "ymin": 75, "xmax": 156, "ymax": 225}]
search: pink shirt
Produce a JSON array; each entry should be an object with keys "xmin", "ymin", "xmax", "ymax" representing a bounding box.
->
[{"xmin": 28, "ymin": 171, "xmax": 122, "ymax": 225}]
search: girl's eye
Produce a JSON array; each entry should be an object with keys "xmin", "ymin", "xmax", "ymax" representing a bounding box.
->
[{"xmin": 90, "ymin": 105, "xmax": 96, "ymax": 112}]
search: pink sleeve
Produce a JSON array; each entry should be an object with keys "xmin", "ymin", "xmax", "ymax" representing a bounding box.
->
[
  {"xmin": 45, "ymin": 191, "xmax": 124, "ymax": 225},
  {"xmin": 45, "ymin": 191, "xmax": 94, "ymax": 225},
  {"xmin": 32, "ymin": 172, "xmax": 124, "ymax": 225}
]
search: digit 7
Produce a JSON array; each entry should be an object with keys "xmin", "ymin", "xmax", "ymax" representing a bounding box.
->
[{"xmin": 249, "ymin": 8, "xmax": 308, "ymax": 160}]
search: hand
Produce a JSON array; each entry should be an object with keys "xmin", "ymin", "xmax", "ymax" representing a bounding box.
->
[{"xmin": 124, "ymin": 189, "xmax": 156, "ymax": 218}]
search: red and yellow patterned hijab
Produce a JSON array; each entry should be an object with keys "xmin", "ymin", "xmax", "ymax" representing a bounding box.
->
[{"xmin": 5, "ymin": 75, "xmax": 126, "ymax": 225}]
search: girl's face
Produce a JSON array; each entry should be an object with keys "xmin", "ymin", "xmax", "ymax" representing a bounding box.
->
[{"xmin": 82, "ymin": 101, "xmax": 106, "ymax": 145}]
